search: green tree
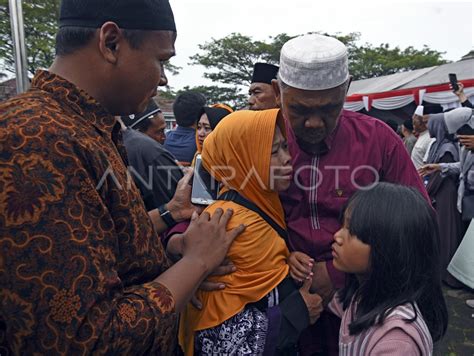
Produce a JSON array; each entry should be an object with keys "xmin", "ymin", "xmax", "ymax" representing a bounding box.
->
[
  {"xmin": 0, "ymin": 0, "xmax": 60, "ymax": 76},
  {"xmin": 189, "ymin": 32, "xmax": 294, "ymax": 87},
  {"xmin": 0, "ymin": 0, "xmax": 60, "ymax": 74},
  {"xmin": 189, "ymin": 31, "xmax": 448, "ymax": 98},
  {"xmin": 188, "ymin": 33, "xmax": 297, "ymax": 108},
  {"xmin": 349, "ymin": 43, "xmax": 447, "ymax": 80},
  {"xmin": 0, "ymin": 0, "xmax": 180, "ymax": 76}
]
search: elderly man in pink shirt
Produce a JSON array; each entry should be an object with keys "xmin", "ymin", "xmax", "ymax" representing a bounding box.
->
[{"xmin": 273, "ymin": 34, "xmax": 429, "ymax": 356}]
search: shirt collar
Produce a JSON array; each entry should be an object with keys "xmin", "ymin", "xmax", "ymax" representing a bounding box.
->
[
  {"xmin": 175, "ymin": 126, "xmax": 196, "ymax": 133},
  {"xmin": 32, "ymin": 70, "xmax": 118, "ymax": 137}
]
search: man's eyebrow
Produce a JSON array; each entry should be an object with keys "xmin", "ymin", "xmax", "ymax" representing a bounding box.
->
[{"xmin": 290, "ymin": 103, "xmax": 339, "ymax": 111}]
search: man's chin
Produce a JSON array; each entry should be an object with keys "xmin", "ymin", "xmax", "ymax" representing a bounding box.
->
[
  {"xmin": 295, "ymin": 136, "xmax": 328, "ymax": 155},
  {"xmin": 298, "ymin": 135, "xmax": 326, "ymax": 146}
]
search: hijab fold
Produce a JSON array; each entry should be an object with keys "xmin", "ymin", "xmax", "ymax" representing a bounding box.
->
[{"xmin": 426, "ymin": 113, "xmax": 459, "ymax": 164}]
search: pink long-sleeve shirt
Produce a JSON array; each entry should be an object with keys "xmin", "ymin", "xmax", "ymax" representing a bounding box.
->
[{"xmin": 329, "ymin": 296, "xmax": 433, "ymax": 355}]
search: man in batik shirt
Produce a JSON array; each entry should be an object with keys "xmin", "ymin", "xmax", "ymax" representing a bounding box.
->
[{"xmin": 0, "ymin": 0, "xmax": 243, "ymax": 354}]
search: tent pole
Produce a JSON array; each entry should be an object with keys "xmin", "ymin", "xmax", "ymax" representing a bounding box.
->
[{"xmin": 9, "ymin": 0, "xmax": 29, "ymax": 93}]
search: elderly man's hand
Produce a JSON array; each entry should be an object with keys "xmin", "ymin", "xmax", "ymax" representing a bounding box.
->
[
  {"xmin": 458, "ymin": 135, "xmax": 474, "ymax": 150},
  {"xmin": 299, "ymin": 278, "xmax": 324, "ymax": 324},
  {"xmin": 310, "ymin": 261, "xmax": 335, "ymax": 307},
  {"xmin": 289, "ymin": 251, "xmax": 314, "ymax": 283}
]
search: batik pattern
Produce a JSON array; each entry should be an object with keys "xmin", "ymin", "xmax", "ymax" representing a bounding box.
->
[{"xmin": 0, "ymin": 71, "xmax": 177, "ymax": 355}]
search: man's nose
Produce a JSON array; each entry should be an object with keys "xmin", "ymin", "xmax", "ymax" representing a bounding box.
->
[{"xmin": 305, "ymin": 115, "xmax": 325, "ymax": 129}]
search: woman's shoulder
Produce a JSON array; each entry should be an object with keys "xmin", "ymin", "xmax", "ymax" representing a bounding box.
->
[{"xmin": 204, "ymin": 201, "xmax": 265, "ymax": 229}]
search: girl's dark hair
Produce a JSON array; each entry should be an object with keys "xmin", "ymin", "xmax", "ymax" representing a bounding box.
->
[{"xmin": 337, "ymin": 183, "xmax": 448, "ymax": 342}]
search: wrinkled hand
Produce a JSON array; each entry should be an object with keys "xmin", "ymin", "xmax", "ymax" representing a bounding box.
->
[
  {"xmin": 311, "ymin": 261, "xmax": 335, "ymax": 307},
  {"xmin": 288, "ymin": 251, "xmax": 314, "ymax": 283},
  {"xmin": 418, "ymin": 164, "xmax": 441, "ymax": 178},
  {"xmin": 182, "ymin": 208, "xmax": 245, "ymax": 275},
  {"xmin": 191, "ymin": 259, "xmax": 237, "ymax": 309},
  {"xmin": 167, "ymin": 169, "xmax": 203, "ymax": 222},
  {"xmin": 458, "ymin": 135, "xmax": 474, "ymax": 150},
  {"xmin": 299, "ymin": 278, "xmax": 323, "ymax": 325}
]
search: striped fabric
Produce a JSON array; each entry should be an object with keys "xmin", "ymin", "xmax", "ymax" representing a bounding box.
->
[{"xmin": 330, "ymin": 298, "xmax": 433, "ymax": 355}]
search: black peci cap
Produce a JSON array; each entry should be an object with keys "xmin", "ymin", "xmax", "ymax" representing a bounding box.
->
[
  {"xmin": 59, "ymin": 0, "xmax": 176, "ymax": 31},
  {"xmin": 251, "ymin": 63, "xmax": 279, "ymax": 85}
]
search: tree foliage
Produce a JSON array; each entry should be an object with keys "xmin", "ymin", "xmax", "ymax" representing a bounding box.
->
[
  {"xmin": 0, "ymin": 0, "xmax": 181, "ymax": 77},
  {"xmin": 0, "ymin": 0, "xmax": 60, "ymax": 76},
  {"xmin": 189, "ymin": 32, "xmax": 293, "ymax": 87},
  {"xmin": 189, "ymin": 31, "xmax": 448, "ymax": 104},
  {"xmin": 349, "ymin": 43, "xmax": 447, "ymax": 79},
  {"xmin": 0, "ymin": 2, "xmax": 448, "ymax": 105}
]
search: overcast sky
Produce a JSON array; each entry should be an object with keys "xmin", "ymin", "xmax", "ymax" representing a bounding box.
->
[{"xmin": 165, "ymin": 0, "xmax": 473, "ymax": 91}]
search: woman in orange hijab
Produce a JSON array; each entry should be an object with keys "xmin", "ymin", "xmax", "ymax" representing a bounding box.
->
[{"xmin": 177, "ymin": 109, "xmax": 322, "ymax": 355}]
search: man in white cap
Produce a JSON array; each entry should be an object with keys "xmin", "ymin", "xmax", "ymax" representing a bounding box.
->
[
  {"xmin": 273, "ymin": 34, "xmax": 429, "ymax": 355},
  {"xmin": 412, "ymin": 105, "xmax": 435, "ymax": 169}
]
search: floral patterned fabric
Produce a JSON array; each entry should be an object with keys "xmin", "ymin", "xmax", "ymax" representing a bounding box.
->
[
  {"xmin": 195, "ymin": 306, "xmax": 268, "ymax": 355},
  {"xmin": 0, "ymin": 71, "xmax": 177, "ymax": 355}
]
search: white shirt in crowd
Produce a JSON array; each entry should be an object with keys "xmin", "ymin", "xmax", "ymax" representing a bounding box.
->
[{"xmin": 411, "ymin": 130, "xmax": 435, "ymax": 169}]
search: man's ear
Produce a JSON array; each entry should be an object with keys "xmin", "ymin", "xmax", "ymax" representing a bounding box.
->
[
  {"xmin": 98, "ymin": 22, "xmax": 123, "ymax": 65},
  {"xmin": 272, "ymin": 79, "xmax": 282, "ymax": 107}
]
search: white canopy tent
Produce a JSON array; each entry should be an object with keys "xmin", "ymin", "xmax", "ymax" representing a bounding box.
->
[{"xmin": 345, "ymin": 58, "xmax": 474, "ymax": 114}]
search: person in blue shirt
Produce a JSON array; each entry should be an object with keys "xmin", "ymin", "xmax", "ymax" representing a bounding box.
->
[{"xmin": 165, "ymin": 91, "xmax": 206, "ymax": 165}]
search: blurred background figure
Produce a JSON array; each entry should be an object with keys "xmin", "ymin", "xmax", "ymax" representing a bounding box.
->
[
  {"xmin": 120, "ymin": 99, "xmax": 184, "ymax": 211},
  {"xmin": 401, "ymin": 118, "xmax": 417, "ymax": 155},
  {"xmin": 129, "ymin": 99, "xmax": 167, "ymax": 145},
  {"xmin": 165, "ymin": 91, "xmax": 206, "ymax": 166},
  {"xmin": 196, "ymin": 104, "xmax": 233, "ymax": 154},
  {"xmin": 423, "ymin": 113, "xmax": 463, "ymax": 287},
  {"xmin": 248, "ymin": 62, "xmax": 279, "ymax": 110},
  {"xmin": 453, "ymin": 82, "xmax": 473, "ymax": 109}
]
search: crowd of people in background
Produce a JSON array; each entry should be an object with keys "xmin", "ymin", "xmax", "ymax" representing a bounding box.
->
[{"xmin": 0, "ymin": 0, "xmax": 473, "ymax": 355}]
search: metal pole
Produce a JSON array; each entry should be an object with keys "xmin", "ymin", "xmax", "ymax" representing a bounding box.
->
[{"xmin": 8, "ymin": 0, "xmax": 29, "ymax": 93}]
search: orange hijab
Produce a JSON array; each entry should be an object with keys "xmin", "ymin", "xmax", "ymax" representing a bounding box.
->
[{"xmin": 179, "ymin": 109, "xmax": 290, "ymax": 355}]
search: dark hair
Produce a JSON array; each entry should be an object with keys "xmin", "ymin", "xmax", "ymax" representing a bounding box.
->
[
  {"xmin": 403, "ymin": 118, "xmax": 414, "ymax": 131},
  {"xmin": 338, "ymin": 183, "xmax": 447, "ymax": 342},
  {"xmin": 172, "ymin": 91, "xmax": 207, "ymax": 127},
  {"xmin": 386, "ymin": 119, "xmax": 399, "ymax": 133},
  {"xmin": 55, "ymin": 27, "xmax": 149, "ymax": 56}
]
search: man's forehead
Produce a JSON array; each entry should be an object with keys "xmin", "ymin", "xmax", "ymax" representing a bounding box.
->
[
  {"xmin": 284, "ymin": 86, "xmax": 345, "ymax": 107},
  {"xmin": 250, "ymin": 82, "xmax": 272, "ymax": 91},
  {"xmin": 148, "ymin": 31, "xmax": 177, "ymax": 56}
]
